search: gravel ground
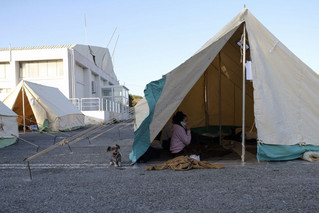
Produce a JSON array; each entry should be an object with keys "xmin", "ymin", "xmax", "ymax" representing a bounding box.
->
[{"xmin": 0, "ymin": 122, "xmax": 318, "ymax": 213}]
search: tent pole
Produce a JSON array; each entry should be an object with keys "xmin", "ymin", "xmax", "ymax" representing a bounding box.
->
[
  {"xmin": 218, "ymin": 52, "xmax": 222, "ymax": 145},
  {"xmin": 71, "ymin": 49, "xmax": 76, "ymax": 99},
  {"xmin": 241, "ymin": 24, "xmax": 246, "ymax": 163},
  {"xmin": 22, "ymin": 87, "xmax": 26, "ymax": 134},
  {"xmin": 204, "ymin": 71, "xmax": 209, "ymax": 130}
]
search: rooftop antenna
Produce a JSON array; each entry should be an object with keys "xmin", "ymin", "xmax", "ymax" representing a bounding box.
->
[
  {"xmin": 9, "ymin": 43, "xmax": 12, "ymax": 62},
  {"xmin": 101, "ymin": 27, "xmax": 118, "ymax": 69},
  {"xmin": 84, "ymin": 14, "xmax": 88, "ymax": 45},
  {"xmin": 107, "ymin": 27, "xmax": 118, "ymax": 48},
  {"xmin": 112, "ymin": 34, "xmax": 120, "ymax": 65}
]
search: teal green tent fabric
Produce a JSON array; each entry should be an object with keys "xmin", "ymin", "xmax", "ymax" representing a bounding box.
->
[
  {"xmin": 0, "ymin": 138, "xmax": 17, "ymax": 149},
  {"xmin": 257, "ymin": 144, "xmax": 319, "ymax": 161},
  {"xmin": 129, "ymin": 77, "xmax": 166, "ymax": 163}
]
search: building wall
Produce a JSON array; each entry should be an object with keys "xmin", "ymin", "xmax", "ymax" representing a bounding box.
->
[
  {"xmin": 69, "ymin": 46, "xmax": 119, "ymax": 99},
  {"xmin": 0, "ymin": 48, "xmax": 70, "ymax": 100},
  {"xmin": 0, "ymin": 45, "xmax": 120, "ymax": 101},
  {"xmin": 75, "ymin": 63, "xmax": 86, "ymax": 98}
]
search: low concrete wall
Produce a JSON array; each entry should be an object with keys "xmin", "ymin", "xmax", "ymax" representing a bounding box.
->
[
  {"xmin": 82, "ymin": 110, "xmax": 130, "ymax": 125},
  {"xmin": 83, "ymin": 111, "xmax": 106, "ymax": 125}
]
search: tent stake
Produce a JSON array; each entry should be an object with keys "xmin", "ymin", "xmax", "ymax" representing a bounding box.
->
[
  {"xmin": 27, "ymin": 161, "xmax": 32, "ymax": 180},
  {"xmin": 67, "ymin": 143, "xmax": 72, "ymax": 152},
  {"xmin": 241, "ymin": 24, "xmax": 246, "ymax": 163},
  {"xmin": 53, "ymin": 136, "xmax": 57, "ymax": 144},
  {"xmin": 87, "ymin": 137, "xmax": 91, "ymax": 144}
]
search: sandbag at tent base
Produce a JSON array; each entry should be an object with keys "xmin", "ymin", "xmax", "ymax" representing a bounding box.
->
[
  {"xmin": 257, "ymin": 144, "xmax": 319, "ymax": 161},
  {"xmin": 0, "ymin": 138, "xmax": 18, "ymax": 149}
]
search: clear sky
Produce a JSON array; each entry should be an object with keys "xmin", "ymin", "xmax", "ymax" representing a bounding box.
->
[{"xmin": 1, "ymin": 0, "xmax": 318, "ymax": 96}]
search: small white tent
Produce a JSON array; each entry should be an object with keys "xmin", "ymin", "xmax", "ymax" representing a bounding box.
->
[
  {"xmin": 3, "ymin": 80, "xmax": 85, "ymax": 132},
  {"xmin": 0, "ymin": 101, "xmax": 18, "ymax": 148},
  {"xmin": 130, "ymin": 8, "xmax": 319, "ymax": 163}
]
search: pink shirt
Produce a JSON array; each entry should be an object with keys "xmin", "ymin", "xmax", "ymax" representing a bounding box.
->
[{"xmin": 170, "ymin": 124, "xmax": 191, "ymax": 154}]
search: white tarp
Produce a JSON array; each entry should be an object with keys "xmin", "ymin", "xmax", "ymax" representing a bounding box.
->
[{"xmin": 245, "ymin": 10, "xmax": 319, "ymax": 146}]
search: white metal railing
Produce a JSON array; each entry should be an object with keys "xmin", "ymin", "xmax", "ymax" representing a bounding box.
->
[
  {"xmin": 70, "ymin": 97, "xmax": 130, "ymax": 113},
  {"xmin": 69, "ymin": 98, "xmax": 80, "ymax": 110},
  {"xmin": 81, "ymin": 98, "xmax": 100, "ymax": 111}
]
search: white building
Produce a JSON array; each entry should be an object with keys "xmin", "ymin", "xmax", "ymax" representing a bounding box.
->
[{"xmin": 0, "ymin": 44, "xmax": 130, "ymax": 123}]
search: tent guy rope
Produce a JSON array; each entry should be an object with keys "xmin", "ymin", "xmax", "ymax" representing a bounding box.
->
[{"xmin": 23, "ymin": 107, "xmax": 134, "ymax": 180}]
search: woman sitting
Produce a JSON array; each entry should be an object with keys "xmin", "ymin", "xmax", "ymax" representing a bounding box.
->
[{"xmin": 170, "ymin": 111, "xmax": 192, "ymax": 157}]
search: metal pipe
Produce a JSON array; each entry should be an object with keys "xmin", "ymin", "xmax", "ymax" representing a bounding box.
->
[
  {"xmin": 71, "ymin": 49, "xmax": 76, "ymax": 99},
  {"xmin": 22, "ymin": 87, "xmax": 26, "ymax": 134},
  {"xmin": 219, "ymin": 52, "xmax": 222, "ymax": 145},
  {"xmin": 241, "ymin": 24, "xmax": 246, "ymax": 163},
  {"xmin": 27, "ymin": 161, "xmax": 32, "ymax": 180},
  {"xmin": 204, "ymin": 71, "xmax": 209, "ymax": 130},
  {"xmin": 107, "ymin": 26, "xmax": 117, "ymax": 48}
]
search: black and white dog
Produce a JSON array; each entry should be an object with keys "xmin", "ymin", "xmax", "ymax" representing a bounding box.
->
[{"xmin": 107, "ymin": 144, "xmax": 121, "ymax": 167}]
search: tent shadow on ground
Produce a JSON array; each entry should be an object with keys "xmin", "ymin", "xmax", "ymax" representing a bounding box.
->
[{"xmin": 137, "ymin": 132, "xmax": 258, "ymax": 164}]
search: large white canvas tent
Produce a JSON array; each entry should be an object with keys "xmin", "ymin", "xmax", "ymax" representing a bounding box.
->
[
  {"xmin": 3, "ymin": 80, "xmax": 85, "ymax": 132},
  {"xmin": 0, "ymin": 101, "xmax": 18, "ymax": 148},
  {"xmin": 130, "ymin": 8, "xmax": 319, "ymax": 163}
]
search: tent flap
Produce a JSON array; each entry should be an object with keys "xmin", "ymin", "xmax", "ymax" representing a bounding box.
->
[{"xmin": 129, "ymin": 76, "xmax": 166, "ymax": 163}]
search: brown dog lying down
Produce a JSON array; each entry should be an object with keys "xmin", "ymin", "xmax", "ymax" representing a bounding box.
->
[{"xmin": 107, "ymin": 144, "xmax": 122, "ymax": 167}]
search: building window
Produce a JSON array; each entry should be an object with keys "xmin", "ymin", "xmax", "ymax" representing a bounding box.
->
[
  {"xmin": 19, "ymin": 60, "xmax": 63, "ymax": 78},
  {"xmin": 91, "ymin": 81, "xmax": 96, "ymax": 94},
  {"xmin": 0, "ymin": 88, "xmax": 11, "ymax": 94},
  {"xmin": 101, "ymin": 78, "xmax": 108, "ymax": 86},
  {"xmin": 102, "ymin": 88, "xmax": 112, "ymax": 96},
  {"xmin": 101, "ymin": 86, "xmax": 129, "ymax": 106},
  {"xmin": 0, "ymin": 63, "xmax": 9, "ymax": 79}
]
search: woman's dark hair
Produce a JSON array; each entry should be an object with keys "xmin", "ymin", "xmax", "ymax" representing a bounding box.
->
[{"xmin": 172, "ymin": 111, "xmax": 187, "ymax": 125}]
